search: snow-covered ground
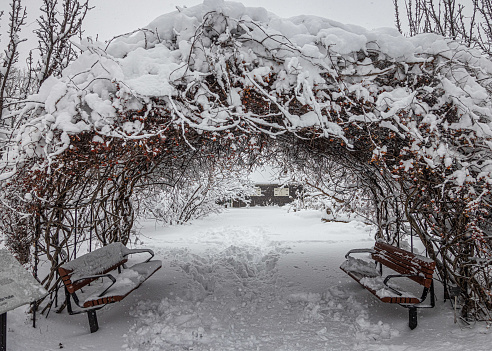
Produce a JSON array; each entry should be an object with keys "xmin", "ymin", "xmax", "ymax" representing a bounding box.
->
[{"xmin": 5, "ymin": 207, "xmax": 492, "ymax": 350}]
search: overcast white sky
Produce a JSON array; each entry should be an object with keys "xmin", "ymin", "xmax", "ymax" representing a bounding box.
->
[
  {"xmin": 1, "ymin": 0, "xmax": 396, "ymax": 48},
  {"xmin": 82, "ymin": 0, "xmax": 396, "ymax": 40}
]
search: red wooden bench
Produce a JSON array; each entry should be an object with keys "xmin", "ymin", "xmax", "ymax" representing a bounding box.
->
[
  {"xmin": 340, "ymin": 240, "xmax": 436, "ymax": 329},
  {"xmin": 58, "ymin": 242, "xmax": 162, "ymax": 333}
]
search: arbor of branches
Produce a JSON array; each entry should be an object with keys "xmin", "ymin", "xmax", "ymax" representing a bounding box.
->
[{"xmin": 1, "ymin": 1, "xmax": 492, "ymax": 320}]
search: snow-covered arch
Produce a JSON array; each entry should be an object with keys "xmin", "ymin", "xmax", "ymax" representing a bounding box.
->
[{"xmin": 2, "ymin": 0, "xmax": 492, "ymax": 319}]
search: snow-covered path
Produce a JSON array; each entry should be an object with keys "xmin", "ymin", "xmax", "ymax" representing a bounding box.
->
[{"xmin": 6, "ymin": 207, "xmax": 492, "ymax": 350}]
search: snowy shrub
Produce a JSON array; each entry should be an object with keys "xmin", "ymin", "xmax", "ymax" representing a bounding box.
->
[{"xmin": 136, "ymin": 168, "xmax": 255, "ymax": 225}]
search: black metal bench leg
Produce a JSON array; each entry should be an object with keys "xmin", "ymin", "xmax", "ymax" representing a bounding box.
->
[
  {"xmin": 87, "ymin": 310, "xmax": 99, "ymax": 333},
  {"xmin": 65, "ymin": 288, "xmax": 73, "ymax": 315},
  {"xmin": 409, "ymin": 306, "xmax": 417, "ymax": 330},
  {"xmin": 1, "ymin": 313, "xmax": 7, "ymax": 351}
]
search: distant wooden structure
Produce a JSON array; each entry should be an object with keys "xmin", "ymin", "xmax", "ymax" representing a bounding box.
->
[{"xmin": 232, "ymin": 183, "xmax": 303, "ymax": 207}]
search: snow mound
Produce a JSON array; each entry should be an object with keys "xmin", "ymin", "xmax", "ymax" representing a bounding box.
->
[
  {"xmin": 124, "ymin": 298, "xmax": 215, "ymax": 350},
  {"xmin": 287, "ymin": 290, "xmax": 400, "ymax": 341},
  {"xmin": 124, "ymin": 286, "xmax": 400, "ymax": 350}
]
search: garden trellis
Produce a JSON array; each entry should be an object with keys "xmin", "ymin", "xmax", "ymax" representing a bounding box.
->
[{"xmin": 1, "ymin": 0, "xmax": 492, "ymax": 320}]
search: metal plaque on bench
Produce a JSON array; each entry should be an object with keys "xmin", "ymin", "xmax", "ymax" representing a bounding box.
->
[{"xmin": 0, "ymin": 249, "xmax": 47, "ymax": 315}]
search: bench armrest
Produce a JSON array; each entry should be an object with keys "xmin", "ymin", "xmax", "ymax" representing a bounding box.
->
[
  {"xmin": 123, "ymin": 248, "xmax": 155, "ymax": 263},
  {"xmin": 344, "ymin": 248, "xmax": 375, "ymax": 259},
  {"xmin": 383, "ymin": 274, "xmax": 422, "ymax": 285},
  {"xmin": 72, "ymin": 273, "xmax": 117, "ymax": 298},
  {"xmin": 383, "ymin": 274, "xmax": 422, "ymax": 296}
]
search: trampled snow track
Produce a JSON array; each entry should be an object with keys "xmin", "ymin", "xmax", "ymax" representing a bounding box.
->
[{"xmin": 123, "ymin": 216, "xmax": 400, "ymax": 350}]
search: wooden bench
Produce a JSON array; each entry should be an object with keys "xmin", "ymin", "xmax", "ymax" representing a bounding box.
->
[
  {"xmin": 58, "ymin": 242, "xmax": 162, "ymax": 333},
  {"xmin": 340, "ymin": 240, "xmax": 435, "ymax": 329}
]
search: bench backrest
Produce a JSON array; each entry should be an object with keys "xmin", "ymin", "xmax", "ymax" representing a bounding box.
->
[
  {"xmin": 59, "ymin": 243, "xmax": 128, "ymax": 294},
  {"xmin": 371, "ymin": 241, "xmax": 436, "ymax": 288}
]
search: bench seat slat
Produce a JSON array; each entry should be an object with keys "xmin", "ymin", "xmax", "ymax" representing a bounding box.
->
[
  {"xmin": 373, "ymin": 249, "xmax": 435, "ymax": 276},
  {"xmin": 340, "ymin": 258, "xmax": 421, "ymax": 304},
  {"xmin": 374, "ymin": 242, "xmax": 436, "ymax": 269}
]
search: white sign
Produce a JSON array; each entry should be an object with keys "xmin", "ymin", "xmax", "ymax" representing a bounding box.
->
[
  {"xmin": 274, "ymin": 187, "xmax": 289, "ymax": 197},
  {"xmin": 0, "ymin": 250, "xmax": 47, "ymax": 315}
]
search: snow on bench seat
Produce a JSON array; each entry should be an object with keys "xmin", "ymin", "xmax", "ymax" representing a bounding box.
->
[
  {"xmin": 61, "ymin": 242, "xmax": 131, "ymax": 275},
  {"xmin": 341, "ymin": 257, "xmax": 420, "ymax": 304},
  {"xmin": 81, "ymin": 260, "xmax": 162, "ymax": 308}
]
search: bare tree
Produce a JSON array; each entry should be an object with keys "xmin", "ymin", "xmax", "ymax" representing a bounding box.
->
[
  {"xmin": 1, "ymin": 0, "xmax": 90, "ymax": 121},
  {"xmin": 474, "ymin": 0, "xmax": 492, "ymax": 53},
  {"xmin": 0, "ymin": 0, "xmax": 26, "ymax": 120},
  {"xmin": 34, "ymin": 0, "xmax": 90, "ymax": 86},
  {"xmin": 395, "ymin": 0, "xmax": 492, "ymax": 54}
]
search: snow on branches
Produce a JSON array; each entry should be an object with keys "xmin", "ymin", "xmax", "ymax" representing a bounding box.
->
[
  {"xmin": 2, "ymin": 0, "xmax": 492, "ymax": 318},
  {"xmin": 3, "ymin": 0, "xmax": 491, "ymax": 180}
]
